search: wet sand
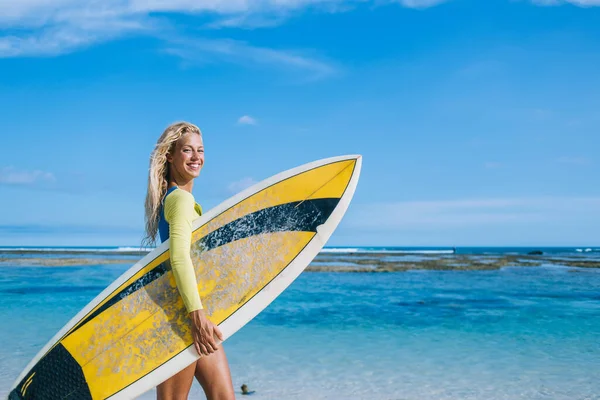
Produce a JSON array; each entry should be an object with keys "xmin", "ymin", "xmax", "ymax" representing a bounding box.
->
[{"xmin": 307, "ymin": 252, "xmax": 600, "ymax": 271}]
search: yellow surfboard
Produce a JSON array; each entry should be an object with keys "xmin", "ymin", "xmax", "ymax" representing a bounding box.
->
[{"xmin": 8, "ymin": 155, "xmax": 362, "ymax": 400}]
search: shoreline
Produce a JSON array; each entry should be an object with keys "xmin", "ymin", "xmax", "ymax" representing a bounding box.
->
[{"xmin": 1, "ymin": 251, "xmax": 599, "ymax": 270}]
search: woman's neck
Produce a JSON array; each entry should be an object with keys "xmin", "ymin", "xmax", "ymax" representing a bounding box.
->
[{"xmin": 168, "ymin": 179, "xmax": 193, "ymax": 193}]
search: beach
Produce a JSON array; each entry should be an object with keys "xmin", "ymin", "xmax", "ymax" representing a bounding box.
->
[{"xmin": 1, "ymin": 247, "xmax": 599, "ymax": 399}]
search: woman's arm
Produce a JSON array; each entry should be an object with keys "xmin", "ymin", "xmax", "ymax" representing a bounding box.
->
[
  {"xmin": 164, "ymin": 189, "xmax": 223, "ymax": 356},
  {"xmin": 164, "ymin": 189, "xmax": 203, "ymax": 312}
]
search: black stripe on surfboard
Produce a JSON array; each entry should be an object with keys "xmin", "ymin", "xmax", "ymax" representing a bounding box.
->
[
  {"xmin": 9, "ymin": 343, "xmax": 92, "ymax": 400},
  {"xmin": 70, "ymin": 197, "xmax": 339, "ymax": 334},
  {"xmin": 115, "ymin": 160, "xmax": 357, "ymax": 399}
]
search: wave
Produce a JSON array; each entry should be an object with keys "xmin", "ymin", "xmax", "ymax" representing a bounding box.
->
[
  {"xmin": 0, "ymin": 247, "xmax": 154, "ymax": 254},
  {"xmin": 2, "ymin": 246, "xmax": 455, "ymax": 255},
  {"xmin": 320, "ymin": 248, "xmax": 454, "ymax": 254},
  {"xmin": 396, "ymin": 250, "xmax": 454, "ymax": 254},
  {"xmin": 320, "ymin": 248, "xmax": 361, "ymax": 253},
  {"xmin": 0, "ymin": 247, "xmax": 105, "ymax": 253},
  {"xmin": 116, "ymin": 246, "xmax": 155, "ymax": 252},
  {"xmin": 2, "ymin": 246, "xmax": 598, "ymax": 256}
]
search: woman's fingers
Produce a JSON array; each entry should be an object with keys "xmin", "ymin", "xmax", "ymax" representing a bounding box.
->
[
  {"xmin": 196, "ymin": 331, "xmax": 216, "ymax": 355},
  {"xmin": 204, "ymin": 329, "xmax": 219, "ymax": 351},
  {"xmin": 213, "ymin": 325, "xmax": 224, "ymax": 343},
  {"xmin": 190, "ymin": 311, "xmax": 223, "ymax": 356},
  {"xmin": 192, "ymin": 329, "xmax": 210, "ymax": 356},
  {"xmin": 199, "ymin": 342, "xmax": 210, "ymax": 356}
]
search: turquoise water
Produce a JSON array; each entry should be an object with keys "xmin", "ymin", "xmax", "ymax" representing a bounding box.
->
[{"xmin": 1, "ymin": 264, "xmax": 599, "ymax": 399}]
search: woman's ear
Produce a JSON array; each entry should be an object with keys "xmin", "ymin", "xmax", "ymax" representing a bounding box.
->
[{"xmin": 166, "ymin": 152, "xmax": 173, "ymax": 163}]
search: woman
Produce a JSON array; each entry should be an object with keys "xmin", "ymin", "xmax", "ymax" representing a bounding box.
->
[{"xmin": 143, "ymin": 121, "xmax": 235, "ymax": 400}]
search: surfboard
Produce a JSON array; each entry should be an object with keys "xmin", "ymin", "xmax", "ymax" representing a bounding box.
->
[{"xmin": 8, "ymin": 154, "xmax": 362, "ymax": 400}]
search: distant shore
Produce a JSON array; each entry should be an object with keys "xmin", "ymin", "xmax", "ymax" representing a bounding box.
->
[
  {"xmin": 1, "ymin": 250, "xmax": 598, "ymax": 270},
  {"xmin": 308, "ymin": 252, "xmax": 600, "ymax": 271}
]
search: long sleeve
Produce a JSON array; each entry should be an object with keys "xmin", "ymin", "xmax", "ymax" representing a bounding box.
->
[{"xmin": 164, "ymin": 189, "xmax": 203, "ymax": 312}]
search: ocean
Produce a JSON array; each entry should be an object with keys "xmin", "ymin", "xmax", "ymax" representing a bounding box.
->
[{"xmin": 0, "ymin": 247, "xmax": 599, "ymax": 399}]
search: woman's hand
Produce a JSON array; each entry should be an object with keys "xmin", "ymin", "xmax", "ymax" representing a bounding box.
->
[{"xmin": 189, "ymin": 309, "xmax": 224, "ymax": 357}]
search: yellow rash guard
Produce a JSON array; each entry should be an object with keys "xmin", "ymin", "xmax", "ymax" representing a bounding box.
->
[{"xmin": 159, "ymin": 186, "xmax": 204, "ymax": 312}]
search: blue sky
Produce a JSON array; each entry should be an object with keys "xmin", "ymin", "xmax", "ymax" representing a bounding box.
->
[{"xmin": 1, "ymin": 0, "xmax": 599, "ymax": 247}]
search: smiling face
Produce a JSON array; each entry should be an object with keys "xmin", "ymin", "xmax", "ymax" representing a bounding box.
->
[{"xmin": 167, "ymin": 133, "xmax": 204, "ymax": 184}]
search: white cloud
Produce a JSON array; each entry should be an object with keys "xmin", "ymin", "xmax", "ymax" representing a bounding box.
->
[
  {"xmin": 0, "ymin": 166, "xmax": 56, "ymax": 186},
  {"xmin": 238, "ymin": 115, "xmax": 257, "ymax": 125},
  {"xmin": 9, "ymin": 0, "xmax": 599, "ymax": 76},
  {"xmin": 531, "ymin": 0, "xmax": 600, "ymax": 5},
  {"xmin": 344, "ymin": 196, "xmax": 600, "ymax": 231},
  {"xmin": 0, "ymin": 0, "xmax": 447, "ymax": 59},
  {"xmin": 227, "ymin": 177, "xmax": 258, "ymax": 194},
  {"xmin": 164, "ymin": 37, "xmax": 338, "ymax": 80},
  {"xmin": 0, "ymin": 18, "xmax": 146, "ymax": 57},
  {"xmin": 397, "ymin": 0, "xmax": 449, "ymax": 8},
  {"xmin": 205, "ymin": 13, "xmax": 291, "ymax": 30}
]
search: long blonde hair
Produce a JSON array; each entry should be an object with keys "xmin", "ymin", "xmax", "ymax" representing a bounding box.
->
[{"xmin": 143, "ymin": 121, "xmax": 202, "ymax": 247}]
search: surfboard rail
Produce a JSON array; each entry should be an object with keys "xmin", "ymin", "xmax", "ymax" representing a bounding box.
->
[{"xmin": 8, "ymin": 154, "xmax": 362, "ymax": 400}]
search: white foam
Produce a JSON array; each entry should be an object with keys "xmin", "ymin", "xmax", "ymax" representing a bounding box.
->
[
  {"xmin": 0, "ymin": 247, "xmax": 153, "ymax": 253},
  {"xmin": 116, "ymin": 247, "xmax": 154, "ymax": 252},
  {"xmin": 0, "ymin": 247, "xmax": 101, "ymax": 252},
  {"xmin": 320, "ymin": 248, "xmax": 454, "ymax": 255},
  {"xmin": 320, "ymin": 248, "xmax": 361, "ymax": 253},
  {"xmin": 398, "ymin": 250, "xmax": 454, "ymax": 254},
  {"xmin": 577, "ymin": 248, "xmax": 593, "ymax": 253}
]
